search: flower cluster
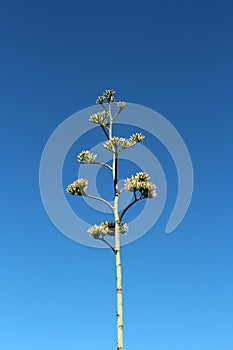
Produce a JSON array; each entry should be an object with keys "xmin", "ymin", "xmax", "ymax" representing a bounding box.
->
[
  {"xmin": 129, "ymin": 132, "xmax": 145, "ymax": 143},
  {"xmin": 77, "ymin": 150, "xmax": 97, "ymax": 164},
  {"xmin": 103, "ymin": 221, "xmax": 128, "ymax": 236},
  {"xmin": 104, "ymin": 89, "xmax": 116, "ymax": 103},
  {"xmin": 96, "ymin": 95, "xmax": 105, "ymax": 104},
  {"xmin": 134, "ymin": 172, "xmax": 150, "ymax": 182},
  {"xmin": 66, "ymin": 178, "xmax": 88, "ymax": 196},
  {"xmin": 87, "ymin": 221, "xmax": 128, "ymax": 239},
  {"xmin": 103, "ymin": 137, "xmax": 135, "ymax": 154},
  {"xmin": 96, "ymin": 89, "xmax": 116, "ymax": 104},
  {"xmin": 117, "ymin": 101, "xmax": 127, "ymax": 109},
  {"xmin": 119, "ymin": 223, "xmax": 128, "ymax": 234},
  {"xmin": 124, "ymin": 172, "xmax": 157, "ymax": 199},
  {"xmin": 89, "ymin": 111, "xmax": 109, "ymax": 126},
  {"xmin": 87, "ymin": 223, "xmax": 108, "ymax": 239}
]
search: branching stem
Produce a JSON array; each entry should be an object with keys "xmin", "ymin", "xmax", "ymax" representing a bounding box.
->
[
  {"xmin": 83, "ymin": 193, "xmax": 114, "ymax": 211},
  {"xmin": 119, "ymin": 196, "xmax": 142, "ymax": 222},
  {"xmin": 101, "ymin": 104, "xmax": 107, "ymax": 112},
  {"xmin": 99, "ymin": 237, "xmax": 116, "ymax": 254},
  {"xmin": 81, "ymin": 161, "xmax": 112, "ymax": 170},
  {"xmin": 113, "ymin": 109, "xmax": 122, "ymax": 121},
  {"xmin": 100, "ymin": 125, "xmax": 110, "ymax": 140},
  {"xmin": 93, "ymin": 161, "xmax": 112, "ymax": 170}
]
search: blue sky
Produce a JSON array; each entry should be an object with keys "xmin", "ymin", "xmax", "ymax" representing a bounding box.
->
[{"xmin": 0, "ymin": 1, "xmax": 233, "ymax": 349}]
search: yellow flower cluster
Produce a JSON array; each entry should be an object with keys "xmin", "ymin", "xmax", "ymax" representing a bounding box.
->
[
  {"xmin": 66, "ymin": 179, "xmax": 88, "ymax": 196},
  {"xmin": 96, "ymin": 89, "xmax": 116, "ymax": 104},
  {"xmin": 89, "ymin": 111, "xmax": 109, "ymax": 126},
  {"xmin": 117, "ymin": 101, "xmax": 127, "ymax": 109},
  {"xmin": 77, "ymin": 150, "xmax": 97, "ymax": 163},
  {"xmin": 88, "ymin": 221, "xmax": 128, "ymax": 239},
  {"xmin": 124, "ymin": 172, "xmax": 157, "ymax": 198},
  {"xmin": 129, "ymin": 133, "xmax": 145, "ymax": 143}
]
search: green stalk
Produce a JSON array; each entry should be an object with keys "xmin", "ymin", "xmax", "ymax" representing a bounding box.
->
[{"xmin": 109, "ymin": 103, "xmax": 123, "ymax": 350}]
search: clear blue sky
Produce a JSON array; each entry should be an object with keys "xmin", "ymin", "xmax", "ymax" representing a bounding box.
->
[{"xmin": 1, "ymin": 1, "xmax": 233, "ymax": 349}]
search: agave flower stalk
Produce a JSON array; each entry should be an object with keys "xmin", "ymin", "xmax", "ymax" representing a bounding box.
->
[
  {"xmin": 112, "ymin": 140, "xmax": 123, "ymax": 350},
  {"xmin": 107, "ymin": 91, "xmax": 124, "ymax": 349},
  {"xmin": 66, "ymin": 89, "xmax": 157, "ymax": 350}
]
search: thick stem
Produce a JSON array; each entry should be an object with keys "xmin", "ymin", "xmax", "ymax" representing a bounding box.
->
[
  {"xmin": 109, "ymin": 102, "xmax": 113, "ymax": 139},
  {"xmin": 113, "ymin": 154, "xmax": 118, "ymax": 195},
  {"xmin": 115, "ymin": 216, "xmax": 123, "ymax": 350},
  {"xmin": 108, "ymin": 102, "xmax": 123, "ymax": 349},
  {"xmin": 112, "ymin": 144, "xmax": 123, "ymax": 349}
]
